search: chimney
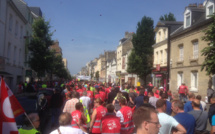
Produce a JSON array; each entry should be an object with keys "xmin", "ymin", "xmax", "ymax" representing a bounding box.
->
[
  {"xmin": 198, "ymin": 3, "xmax": 204, "ymax": 8},
  {"xmin": 189, "ymin": 3, "xmax": 197, "ymax": 7}
]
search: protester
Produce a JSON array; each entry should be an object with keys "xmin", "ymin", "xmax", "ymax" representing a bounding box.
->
[
  {"xmin": 89, "ymin": 98, "xmax": 107, "ymax": 134},
  {"xmin": 112, "ymin": 92, "xmax": 123, "ymax": 111},
  {"xmin": 196, "ymin": 95, "xmax": 207, "ymax": 111},
  {"xmin": 188, "ymin": 99, "xmax": 208, "ymax": 133},
  {"xmin": 79, "ymin": 91, "xmax": 91, "ymax": 111},
  {"xmin": 161, "ymin": 93, "xmax": 172, "ymax": 115},
  {"xmin": 128, "ymin": 86, "xmax": 137, "ymax": 108},
  {"xmin": 101, "ymin": 104, "xmax": 121, "ymax": 134},
  {"xmin": 172, "ymin": 100, "xmax": 195, "ymax": 134},
  {"xmin": 211, "ymin": 114, "xmax": 215, "ymax": 134},
  {"xmin": 148, "ymin": 91, "xmax": 158, "ymax": 108},
  {"xmin": 141, "ymin": 96, "xmax": 155, "ymax": 109},
  {"xmin": 134, "ymin": 89, "xmax": 145, "ymax": 109},
  {"xmin": 63, "ymin": 92, "xmax": 79, "ymax": 114},
  {"xmin": 116, "ymin": 97, "xmax": 134, "ymax": 134},
  {"xmin": 178, "ymin": 83, "xmax": 188, "ymax": 102},
  {"xmin": 207, "ymin": 84, "xmax": 214, "ymax": 103},
  {"xmin": 133, "ymin": 107, "xmax": 160, "ymax": 134},
  {"xmin": 209, "ymin": 96, "xmax": 215, "ymax": 125},
  {"xmin": 184, "ymin": 93, "xmax": 202, "ymax": 112},
  {"xmin": 50, "ymin": 112, "xmax": 85, "ymax": 134},
  {"xmin": 50, "ymin": 88, "xmax": 64, "ymax": 128},
  {"xmin": 107, "ymin": 87, "xmax": 117, "ymax": 104},
  {"xmin": 71, "ymin": 102, "xmax": 87, "ymax": 129},
  {"xmin": 18, "ymin": 113, "xmax": 41, "ymax": 134},
  {"xmin": 156, "ymin": 99, "xmax": 186, "ymax": 134}
]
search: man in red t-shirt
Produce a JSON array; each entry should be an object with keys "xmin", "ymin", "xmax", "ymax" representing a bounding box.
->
[{"xmin": 178, "ymin": 83, "xmax": 188, "ymax": 103}]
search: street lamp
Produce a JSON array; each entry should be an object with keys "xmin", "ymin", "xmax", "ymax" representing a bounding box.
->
[{"xmin": 156, "ymin": 25, "xmax": 171, "ymax": 91}]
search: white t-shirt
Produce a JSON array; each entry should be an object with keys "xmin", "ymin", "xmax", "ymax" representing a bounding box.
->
[
  {"xmin": 200, "ymin": 100, "xmax": 206, "ymax": 111},
  {"xmin": 79, "ymin": 96, "xmax": 91, "ymax": 110},
  {"xmin": 158, "ymin": 112, "xmax": 179, "ymax": 134},
  {"xmin": 50, "ymin": 126, "xmax": 85, "ymax": 134}
]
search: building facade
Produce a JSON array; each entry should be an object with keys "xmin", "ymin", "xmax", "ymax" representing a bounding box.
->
[
  {"xmin": 1, "ymin": 0, "xmax": 28, "ymax": 91},
  {"xmin": 170, "ymin": 2, "xmax": 214, "ymax": 96},
  {"xmin": 152, "ymin": 21, "xmax": 183, "ymax": 89}
]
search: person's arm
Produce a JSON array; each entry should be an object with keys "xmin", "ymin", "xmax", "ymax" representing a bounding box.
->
[
  {"xmin": 89, "ymin": 109, "xmax": 97, "ymax": 132},
  {"xmin": 76, "ymin": 117, "xmax": 87, "ymax": 133},
  {"xmin": 129, "ymin": 97, "xmax": 134, "ymax": 104},
  {"xmin": 81, "ymin": 112, "xmax": 87, "ymax": 124},
  {"xmin": 175, "ymin": 124, "xmax": 186, "ymax": 134},
  {"xmin": 211, "ymin": 126, "xmax": 215, "ymax": 134},
  {"xmin": 112, "ymin": 99, "xmax": 115, "ymax": 105}
]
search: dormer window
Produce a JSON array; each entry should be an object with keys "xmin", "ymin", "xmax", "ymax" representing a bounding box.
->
[
  {"xmin": 209, "ymin": 5, "xmax": 214, "ymax": 15},
  {"xmin": 186, "ymin": 12, "xmax": 191, "ymax": 28},
  {"xmin": 206, "ymin": 1, "xmax": 214, "ymax": 19}
]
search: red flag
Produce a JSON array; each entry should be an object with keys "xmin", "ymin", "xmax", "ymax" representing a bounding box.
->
[
  {"xmin": 0, "ymin": 77, "xmax": 19, "ymax": 134},
  {"xmin": 6, "ymin": 85, "xmax": 25, "ymax": 117}
]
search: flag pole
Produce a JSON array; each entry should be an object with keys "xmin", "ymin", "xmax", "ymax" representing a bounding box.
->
[{"xmin": 24, "ymin": 112, "xmax": 36, "ymax": 129}]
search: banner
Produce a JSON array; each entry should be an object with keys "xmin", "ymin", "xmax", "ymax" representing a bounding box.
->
[{"xmin": 0, "ymin": 77, "xmax": 19, "ymax": 134}]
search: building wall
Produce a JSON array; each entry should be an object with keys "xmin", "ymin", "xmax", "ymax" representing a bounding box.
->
[
  {"xmin": 153, "ymin": 43, "xmax": 168, "ymax": 67},
  {"xmin": 0, "ymin": 0, "xmax": 7, "ymax": 58},
  {"xmin": 3, "ymin": 1, "xmax": 26, "ymax": 91},
  {"xmin": 170, "ymin": 24, "xmax": 209, "ymax": 96},
  {"xmin": 116, "ymin": 45, "xmax": 122, "ymax": 72},
  {"xmin": 63, "ymin": 58, "xmax": 68, "ymax": 69}
]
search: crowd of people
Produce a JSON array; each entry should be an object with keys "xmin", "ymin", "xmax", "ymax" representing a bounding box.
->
[{"xmin": 18, "ymin": 80, "xmax": 215, "ymax": 134}]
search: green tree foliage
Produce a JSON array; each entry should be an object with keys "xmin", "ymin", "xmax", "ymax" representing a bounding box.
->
[
  {"xmin": 95, "ymin": 71, "xmax": 99, "ymax": 81},
  {"xmin": 28, "ymin": 18, "xmax": 53, "ymax": 77},
  {"xmin": 159, "ymin": 12, "xmax": 176, "ymax": 21},
  {"xmin": 131, "ymin": 16, "xmax": 155, "ymax": 85},
  {"xmin": 201, "ymin": 14, "xmax": 215, "ymax": 75},
  {"xmin": 127, "ymin": 49, "xmax": 142, "ymax": 74}
]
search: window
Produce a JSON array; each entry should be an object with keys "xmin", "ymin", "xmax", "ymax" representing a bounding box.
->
[
  {"xmin": 9, "ymin": 14, "xmax": 13, "ymax": 31},
  {"xmin": 19, "ymin": 49, "xmax": 21, "ymax": 66},
  {"xmin": 160, "ymin": 50, "xmax": 163, "ymax": 63},
  {"xmin": 164, "ymin": 49, "xmax": 167, "ymax": 63},
  {"xmin": 163, "ymin": 29, "xmax": 166, "ymax": 39},
  {"xmin": 179, "ymin": 46, "xmax": 184, "ymax": 61},
  {"xmin": 156, "ymin": 51, "xmax": 159, "ymax": 64},
  {"xmin": 177, "ymin": 72, "xmax": 183, "ymax": 88},
  {"xmin": 7, "ymin": 43, "xmax": 11, "ymax": 63},
  {"xmin": 15, "ymin": 21, "xmax": 18, "ymax": 36},
  {"xmin": 209, "ymin": 5, "xmax": 214, "ymax": 16},
  {"xmin": 20, "ymin": 26, "xmax": 23, "ymax": 39},
  {"xmin": 186, "ymin": 13, "xmax": 191, "ymax": 27},
  {"xmin": 158, "ymin": 31, "xmax": 161, "ymax": 42},
  {"xmin": 13, "ymin": 46, "xmax": 16, "ymax": 65},
  {"xmin": 191, "ymin": 71, "xmax": 198, "ymax": 91},
  {"xmin": 193, "ymin": 41, "xmax": 198, "ymax": 59}
]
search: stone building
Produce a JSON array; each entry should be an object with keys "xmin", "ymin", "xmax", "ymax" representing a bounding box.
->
[
  {"xmin": 170, "ymin": 2, "xmax": 215, "ymax": 96},
  {"xmin": 152, "ymin": 21, "xmax": 183, "ymax": 89},
  {"xmin": 116, "ymin": 32, "xmax": 134, "ymax": 86}
]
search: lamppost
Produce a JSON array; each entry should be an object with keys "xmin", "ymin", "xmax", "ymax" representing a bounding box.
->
[{"xmin": 156, "ymin": 25, "xmax": 171, "ymax": 91}]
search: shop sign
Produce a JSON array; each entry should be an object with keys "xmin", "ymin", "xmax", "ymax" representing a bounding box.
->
[{"xmin": 156, "ymin": 74, "xmax": 162, "ymax": 77}]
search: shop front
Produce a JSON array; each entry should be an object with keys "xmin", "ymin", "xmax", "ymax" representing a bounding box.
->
[{"xmin": 152, "ymin": 65, "xmax": 167, "ymax": 90}]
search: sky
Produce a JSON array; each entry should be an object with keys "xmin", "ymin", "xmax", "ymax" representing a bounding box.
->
[{"xmin": 24, "ymin": 0, "xmax": 204, "ymax": 75}]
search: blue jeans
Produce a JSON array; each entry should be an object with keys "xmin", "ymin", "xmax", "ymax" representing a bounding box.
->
[{"xmin": 180, "ymin": 93, "xmax": 187, "ymax": 103}]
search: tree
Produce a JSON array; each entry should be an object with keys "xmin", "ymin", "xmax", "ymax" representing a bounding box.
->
[
  {"xmin": 127, "ymin": 49, "xmax": 142, "ymax": 74},
  {"xmin": 95, "ymin": 71, "xmax": 99, "ymax": 81},
  {"xmin": 131, "ymin": 16, "xmax": 155, "ymax": 85},
  {"xmin": 28, "ymin": 18, "xmax": 53, "ymax": 77},
  {"xmin": 159, "ymin": 12, "xmax": 176, "ymax": 21},
  {"xmin": 201, "ymin": 14, "xmax": 215, "ymax": 76}
]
